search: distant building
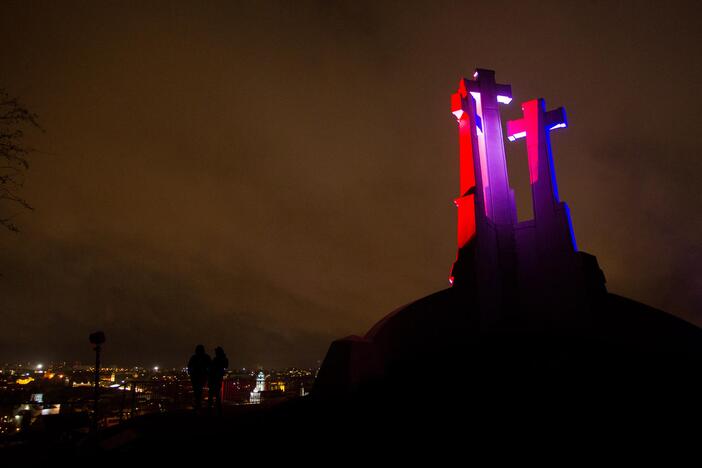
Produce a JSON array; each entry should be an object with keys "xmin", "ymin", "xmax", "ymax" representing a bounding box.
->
[{"xmin": 249, "ymin": 371, "xmax": 266, "ymax": 404}]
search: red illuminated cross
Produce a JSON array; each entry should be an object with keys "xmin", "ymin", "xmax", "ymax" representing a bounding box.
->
[
  {"xmin": 506, "ymin": 99, "xmax": 566, "ymax": 185},
  {"xmin": 506, "ymin": 99, "xmax": 577, "ymax": 250},
  {"xmin": 450, "ymin": 80, "xmax": 482, "ymax": 250}
]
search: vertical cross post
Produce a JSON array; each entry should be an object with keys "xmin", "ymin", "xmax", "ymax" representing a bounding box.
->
[
  {"xmin": 451, "ymin": 79, "xmax": 484, "ymax": 250},
  {"xmin": 449, "ymin": 79, "xmax": 485, "ymax": 285},
  {"xmin": 507, "ymin": 98, "xmax": 577, "ymax": 251},
  {"xmin": 506, "ymin": 99, "xmax": 566, "ymax": 222},
  {"xmin": 465, "ymin": 69, "xmax": 515, "ymax": 225}
]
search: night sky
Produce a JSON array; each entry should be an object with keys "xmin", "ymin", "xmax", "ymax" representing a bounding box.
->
[{"xmin": 1, "ymin": 1, "xmax": 700, "ymax": 368}]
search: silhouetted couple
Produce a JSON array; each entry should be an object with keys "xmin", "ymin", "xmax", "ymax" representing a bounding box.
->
[{"xmin": 187, "ymin": 345, "xmax": 229, "ymax": 414}]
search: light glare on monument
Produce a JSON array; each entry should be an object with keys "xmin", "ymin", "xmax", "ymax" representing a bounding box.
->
[{"xmin": 507, "ymin": 131, "xmax": 526, "ymax": 142}]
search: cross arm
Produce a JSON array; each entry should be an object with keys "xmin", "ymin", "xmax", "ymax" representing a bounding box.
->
[
  {"xmin": 495, "ymin": 84, "xmax": 513, "ymax": 104},
  {"xmin": 451, "ymin": 92, "xmax": 465, "ymax": 120},
  {"xmin": 506, "ymin": 118, "xmax": 526, "ymax": 141},
  {"xmin": 451, "ymin": 83, "xmax": 482, "ymax": 131},
  {"xmin": 465, "ymin": 80, "xmax": 513, "ymax": 104},
  {"xmin": 545, "ymin": 107, "xmax": 567, "ymax": 131},
  {"xmin": 507, "ymin": 103, "xmax": 567, "ymax": 141}
]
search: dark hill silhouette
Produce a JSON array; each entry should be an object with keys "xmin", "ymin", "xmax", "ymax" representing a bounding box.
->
[{"xmin": 316, "ymin": 287, "xmax": 702, "ymax": 404}]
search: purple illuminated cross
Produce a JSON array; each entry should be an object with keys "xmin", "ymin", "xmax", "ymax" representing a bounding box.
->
[{"xmin": 464, "ymin": 69, "xmax": 515, "ymax": 225}]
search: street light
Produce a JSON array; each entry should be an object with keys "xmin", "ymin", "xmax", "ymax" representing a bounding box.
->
[{"xmin": 89, "ymin": 331, "xmax": 105, "ymax": 435}]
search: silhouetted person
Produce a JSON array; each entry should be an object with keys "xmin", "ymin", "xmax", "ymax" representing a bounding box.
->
[
  {"xmin": 187, "ymin": 345, "xmax": 211, "ymax": 411},
  {"xmin": 208, "ymin": 346, "xmax": 229, "ymax": 414}
]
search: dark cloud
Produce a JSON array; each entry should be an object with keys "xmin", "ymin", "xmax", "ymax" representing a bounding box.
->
[{"xmin": 0, "ymin": 1, "xmax": 699, "ymax": 366}]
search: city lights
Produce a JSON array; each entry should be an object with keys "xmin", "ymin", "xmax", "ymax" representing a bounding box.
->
[{"xmin": 0, "ymin": 361, "xmax": 318, "ymax": 437}]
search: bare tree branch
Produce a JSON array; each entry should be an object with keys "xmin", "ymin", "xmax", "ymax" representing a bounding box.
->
[{"xmin": 0, "ymin": 88, "xmax": 40, "ymax": 232}]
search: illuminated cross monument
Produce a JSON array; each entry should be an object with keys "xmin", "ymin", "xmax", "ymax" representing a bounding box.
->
[
  {"xmin": 314, "ymin": 67, "xmax": 702, "ymax": 407},
  {"xmin": 448, "ymin": 68, "xmax": 604, "ymax": 328}
]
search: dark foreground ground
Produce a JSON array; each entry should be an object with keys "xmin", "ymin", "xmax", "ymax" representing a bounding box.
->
[
  {"xmin": 5, "ymin": 289, "xmax": 702, "ymax": 462},
  {"xmin": 5, "ymin": 363, "xmax": 702, "ymax": 464}
]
